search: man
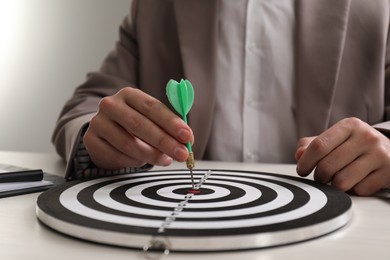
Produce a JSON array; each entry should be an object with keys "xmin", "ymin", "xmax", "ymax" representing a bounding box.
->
[{"xmin": 52, "ymin": 0, "xmax": 390, "ymax": 195}]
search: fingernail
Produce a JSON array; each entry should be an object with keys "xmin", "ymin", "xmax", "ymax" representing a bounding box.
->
[
  {"xmin": 173, "ymin": 147, "xmax": 187, "ymax": 161},
  {"xmin": 177, "ymin": 129, "xmax": 190, "ymax": 143}
]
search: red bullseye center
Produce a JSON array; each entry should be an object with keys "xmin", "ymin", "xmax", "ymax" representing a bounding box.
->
[{"xmin": 188, "ymin": 189, "xmax": 201, "ymax": 194}]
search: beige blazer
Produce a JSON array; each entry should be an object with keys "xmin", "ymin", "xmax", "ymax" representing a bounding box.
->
[{"xmin": 53, "ymin": 0, "xmax": 390, "ymax": 165}]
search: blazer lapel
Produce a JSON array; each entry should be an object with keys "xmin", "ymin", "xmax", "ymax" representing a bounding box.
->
[
  {"xmin": 174, "ymin": 0, "xmax": 219, "ymax": 157},
  {"xmin": 295, "ymin": 0, "xmax": 351, "ymax": 137}
]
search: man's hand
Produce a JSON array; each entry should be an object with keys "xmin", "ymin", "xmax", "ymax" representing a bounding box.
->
[
  {"xmin": 83, "ymin": 87, "xmax": 194, "ymax": 170},
  {"xmin": 295, "ymin": 117, "xmax": 390, "ymax": 196}
]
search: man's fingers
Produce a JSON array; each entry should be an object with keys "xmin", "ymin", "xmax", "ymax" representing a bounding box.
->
[
  {"xmin": 98, "ymin": 89, "xmax": 191, "ymax": 162},
  {"xmin": 296, "ymin": 118, "xmax": 355, "ymax": 176},
  {"xmin": 120, "ymin": 106, "xmax": 189, "ymax": 162},
  {"xmin": 86, "ymin": 113, "xmax": 173, "ymax": 168},
  {"xmin": 352, "ymin": 169, "xmax": 390, "ymax": 196},
  {"xmin": 318, "ymin": 154, "xmax": 375, "ymax": 191},
  {"xmin": 311, "ymin": 133, "xmax": 367, "ymax": 183},
  {"xmin": 84, "ymin": 131, "xmax": 145, "ymax": 170},
  {"xmin": 295, "ymin": 137, "xmax": 315, "ymax": 161},
  {"xmin": 87, "ymin": 87, "xmax": 197, "ymax": 170},
  {"xmin": 122, "ymin": 88, "xmax": 194, "ymax": 144}
]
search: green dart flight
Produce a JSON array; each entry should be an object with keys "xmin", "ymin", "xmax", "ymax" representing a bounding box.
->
[{"xmin": 166, "ymin": 79, "xmax": 196, "ymax": 188}]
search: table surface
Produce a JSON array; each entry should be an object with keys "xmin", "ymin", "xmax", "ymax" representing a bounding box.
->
[{"xmin": 0, "ymin": 151, "xmax": 389, "ymax": 260}]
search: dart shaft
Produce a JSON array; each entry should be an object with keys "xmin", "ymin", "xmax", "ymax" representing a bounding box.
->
[
  {"xmin": 186, "ymin": 152, "xmax": 195, "ymax": 169},
  {"xmin": 186, "ymin": 152, "xmax": 195, "ymax": 188}
]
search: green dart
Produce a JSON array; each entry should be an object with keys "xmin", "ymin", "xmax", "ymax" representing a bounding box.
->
[{"xmin": 166, "ymin": 79, "xmax": 195, "ymax": 188}]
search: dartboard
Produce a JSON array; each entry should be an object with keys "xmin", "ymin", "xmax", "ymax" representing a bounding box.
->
[{"xmin": 36, "ymin": 169, "xmax": 352, "ymax": 252}]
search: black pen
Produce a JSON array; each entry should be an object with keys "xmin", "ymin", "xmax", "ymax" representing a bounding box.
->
[{"xmin": 0, "ymin": 169, "xmax": 44, "ymax": 183}]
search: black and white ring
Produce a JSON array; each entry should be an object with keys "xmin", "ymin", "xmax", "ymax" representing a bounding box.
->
[{"xmin": 36, "ymin": 170, "xmax": 352, "ymax": 251}]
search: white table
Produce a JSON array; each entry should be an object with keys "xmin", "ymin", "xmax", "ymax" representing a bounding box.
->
[{"xmin": 0, "ymin": 151, "xmax": 389, "ymax": 260}]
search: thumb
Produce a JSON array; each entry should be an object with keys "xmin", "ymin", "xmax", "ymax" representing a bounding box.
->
[{"xmin": 295, "ymin": 136, "xmax": 316, "ymax": 161}]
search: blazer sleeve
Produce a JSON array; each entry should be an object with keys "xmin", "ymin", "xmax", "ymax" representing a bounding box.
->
[
  {"xmin": 375, "ymin": 14, "xmax": 390, "ymax": 136},
  {"xmin": 51, "ymin": 0, "xmax": 140, "ymax": 162}
]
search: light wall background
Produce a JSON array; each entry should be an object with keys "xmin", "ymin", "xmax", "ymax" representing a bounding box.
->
[{"xmin": 0, "ymin": 0, "xmax": 131, "ymax": 153}]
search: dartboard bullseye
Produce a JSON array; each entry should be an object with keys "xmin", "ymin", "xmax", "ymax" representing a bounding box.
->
[{"xmin": 36, "ymin": 170, "xmax": 352, "ymax": 252}]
